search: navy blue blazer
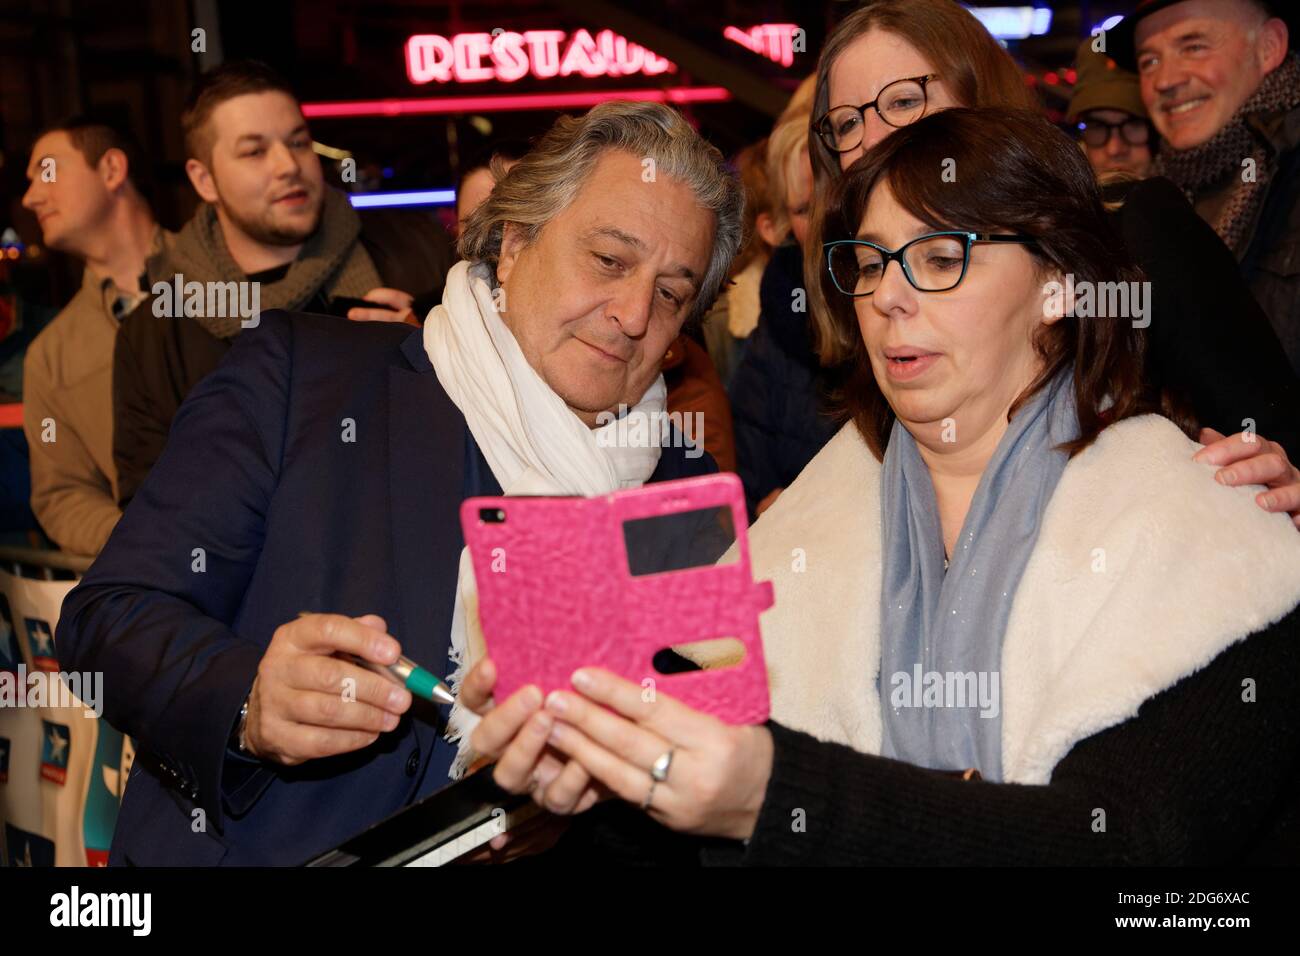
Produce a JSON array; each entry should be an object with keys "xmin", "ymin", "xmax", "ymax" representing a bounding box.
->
[{"xmin": 57, "ymin": 310, "xmax": 715, "ymax": 866}]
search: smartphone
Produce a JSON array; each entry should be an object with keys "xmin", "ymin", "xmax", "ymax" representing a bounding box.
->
[
  {"xmin": 460, "ymin": 473, "xmax": 773, "ymax": 726},
  {"xmin": 304, "ymin": 769, "xmax": 534, "ymax": 866}
]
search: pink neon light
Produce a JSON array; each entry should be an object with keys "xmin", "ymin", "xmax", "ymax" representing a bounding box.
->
[
  {"xmin": 301, "ymin": 86, "xmax": 732, "ymax": 119},
  {"xmin": 406, "ymin": 29, "xmax": 675, "ymax": 85},
  {"xmin": 724, "ymin": 23, "xmax": 800, "ymax": 68}
]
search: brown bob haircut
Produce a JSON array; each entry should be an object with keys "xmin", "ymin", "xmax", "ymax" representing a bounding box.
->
[
  {"xmin": 806, "ymin": 0, "xmax": 1041, "ymax": 365},
  {"xmin": 820, "ymin": 107, "xmax": 1180, "ymax": 461}
]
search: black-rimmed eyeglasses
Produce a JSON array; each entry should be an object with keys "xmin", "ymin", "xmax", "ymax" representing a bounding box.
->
[
  {"xmin": 824, "ymin": 232, "xmax": 1039, "ymax": 297},
  {"xmin": 1075, "ymin": 117, "xmax": 1151, "ymax": 148},
  {"xmin": 815, "ymin": 74, "xmax": 938, "ymax": 153}
]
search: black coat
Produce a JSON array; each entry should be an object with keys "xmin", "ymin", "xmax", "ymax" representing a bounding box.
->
[
  {"xmin": 1239, "ymin": 112, "xmax": 1300, "ymax": 377},
  {"xmin": 1111, "ymin": 176, "xmax": 1300, "ymax": 457},
  {"xmin": 728, "ymin": 242, "xmax": 842, "ymax": 521},
  {"xmin": 717, "ymin": 601, "xmax": 1300, "ymax": 864},
  {"xmin": 111, "ymin": 207, "xmax": 454, "ymax": 507}
]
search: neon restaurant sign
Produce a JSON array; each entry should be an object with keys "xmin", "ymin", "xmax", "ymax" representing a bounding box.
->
[
  {"xmin": 322, "ymin": 24, "xmax": 800, "ymax": 209},
  {"xmin": 304, "ymin": 25, "xmax": 798, "ymax": 123},
  {"xmin": 406, "ymin": 29, "xmax": 676, "ymax": 84}
]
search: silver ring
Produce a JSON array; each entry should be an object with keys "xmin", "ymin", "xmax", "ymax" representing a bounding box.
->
[
  {"xmin": 650, "ymin": 747, "xmax": 674, "ymax": 783},
  {"xmin": 641, "ymin": 777, "xmax": 657, "ymax": 810}
]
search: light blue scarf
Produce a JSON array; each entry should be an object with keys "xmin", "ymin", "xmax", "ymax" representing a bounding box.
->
[{"xmin": 878, "ymin": 369, "xmax": 1079, "ymax": 781}]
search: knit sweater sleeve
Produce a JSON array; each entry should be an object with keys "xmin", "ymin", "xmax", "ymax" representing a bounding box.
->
[{"xmin": 715, "ymin": 605, "xmax": 1300, "ymax": 865}]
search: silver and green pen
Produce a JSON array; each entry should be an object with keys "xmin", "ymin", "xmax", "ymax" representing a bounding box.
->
[
  {"xmin": 298, "ymin": 612, "xmax": 456, "ymax": 705},
  {"xmin": 354, "ymin": 651, "xmax": 457, "ymax": 706}
]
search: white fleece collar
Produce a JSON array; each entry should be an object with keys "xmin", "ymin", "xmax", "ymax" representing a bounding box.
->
[{"xmin": 683, "ymin": 415, "xmax": 1300, "ymax": 784}]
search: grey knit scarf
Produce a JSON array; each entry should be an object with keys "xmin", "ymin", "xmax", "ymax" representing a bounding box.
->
[
  {"xmin": 1153, "ymin": 52, "xmax": 1300, "ymax": 255},
  {"xmin": 160, "ymin": 187, "xmax": 381, "ymax": 339},
  {"xmin": 878, "ymin": 369, "xmax": 1079, "ymax": 781}
]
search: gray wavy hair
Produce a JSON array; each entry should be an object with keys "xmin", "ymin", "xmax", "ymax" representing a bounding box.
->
[{"xmin": 458, "ymin": 100, "xmax": 744, "ymax": 324}]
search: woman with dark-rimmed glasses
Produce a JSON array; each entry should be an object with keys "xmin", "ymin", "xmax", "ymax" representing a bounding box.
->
[
  {"xmin": 462, "ymin": 106, "xmax": 1300, "ymax": 864},
  {"xmin": 802, "ymin": 0, "xmax": 1300, "ymax": 496},
  {"xmin": 456, "ymin": 3, "xmax": 1300, "ymax": 867}
]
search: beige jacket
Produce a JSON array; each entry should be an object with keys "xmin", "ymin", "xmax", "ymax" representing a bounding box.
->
[{"xmin": 22, "ymin": 227, "xmax": 170, "ymax": 556}]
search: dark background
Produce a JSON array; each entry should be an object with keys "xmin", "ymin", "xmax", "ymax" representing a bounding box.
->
[{"xmin": 0, "ymin": 0, "xmax": 1132, "ymax": 304}]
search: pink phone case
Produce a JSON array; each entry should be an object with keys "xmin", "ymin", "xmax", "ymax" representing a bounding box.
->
[{"xmin": 460, "ymin": 473, "xmax": 772, "ymax": 724}]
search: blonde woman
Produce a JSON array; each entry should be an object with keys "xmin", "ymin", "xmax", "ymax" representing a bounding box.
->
[{"xmin": 730, "ymin": 75, "xmax": 842, "ymax": 519}]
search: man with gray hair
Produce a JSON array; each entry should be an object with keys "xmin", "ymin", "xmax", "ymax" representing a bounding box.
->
[
  {"xmin": 56, "ymin": 100, "xmax": 743, "ymax": 866},
  {"xmin": 1113, "ymin": 0, "xmax": 1300, "ymax": 372}
]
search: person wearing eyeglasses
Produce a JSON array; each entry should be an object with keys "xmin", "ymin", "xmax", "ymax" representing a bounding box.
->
[
  {"xmin": 799, "ymin": 0, "xmax": 1299, "ymax": 498},
  {"xmin": 1067, "ymin": 38, "xmax": 1156, "ymax": 179},
  {"xmin": 459, "ymin": 107, "xmax": 1300, "ymax": 865},
  {"xmin": 726, "ymin": 76, "xmax": 846, "ymax": 523},
  {"xmin": 459, "ymin": 0, "xmax": 1298, "ymax": 866}
]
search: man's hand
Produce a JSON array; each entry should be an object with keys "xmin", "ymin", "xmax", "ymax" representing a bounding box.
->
[
  {"xmin": 347, "ymin": 287, "xmax": 416, "ymax": 325},
  {"xmin": 242, "ymin": 613, "xmax": 412, "ymax": 766},
  {"xmin": 1195, "ymin": 427, "xmax": 1300, "ymax": 527}
]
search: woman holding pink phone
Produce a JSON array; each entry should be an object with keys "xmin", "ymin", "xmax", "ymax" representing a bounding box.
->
[
  {"xmin": 461, "ymin": 0, "xmax": 1300, "ymax": 864},
  {"xmin": 464, "ymin": 104, "xmax": 1300, "ymax": 865}
]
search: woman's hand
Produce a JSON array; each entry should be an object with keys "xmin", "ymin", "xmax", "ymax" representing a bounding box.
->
[
  {"xmin": 542, "ymin": 667, "xmax": 774, "ymax": 841},
  {"xmin": 1194, "ymin": 428, "xmax": 1300, "ymax": 527},
  {"xmin": 461, "ymin": 658, "xmax": 604, "ymax": 853}
]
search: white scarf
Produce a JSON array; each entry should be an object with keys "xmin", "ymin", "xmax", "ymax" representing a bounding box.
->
[{"xmin": 423, "ymin": 260, "xmax": 667, "ymax": 775}]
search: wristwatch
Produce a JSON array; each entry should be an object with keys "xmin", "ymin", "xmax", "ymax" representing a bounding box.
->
[{"xmin": 231, "ymin": 696, "xmax": 251, "ymax": 754}]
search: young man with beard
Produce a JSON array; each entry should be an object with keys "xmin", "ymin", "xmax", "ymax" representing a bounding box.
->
[{"xmin": 112, "ymin": 61, "xmax": 453, "ymax": 505}]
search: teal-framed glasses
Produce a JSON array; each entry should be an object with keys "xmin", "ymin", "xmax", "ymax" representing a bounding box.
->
[{"xmin": 824, "ymin": 231, "xmax": 1038, "ymax": 297}]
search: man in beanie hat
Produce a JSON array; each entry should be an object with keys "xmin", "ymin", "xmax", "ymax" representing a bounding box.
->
[
  {"xmin": 1110, "ymin": 0, "xmax": 1300, "ymax": 374},
  {"xmin": 1068, "ymin": 37, "xmax": 1155, "ymax": 178}
]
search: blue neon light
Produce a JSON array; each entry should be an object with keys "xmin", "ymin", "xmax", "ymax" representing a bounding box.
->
[
  {"xmin": 962, "ymin": 5, "xmax": 1054, "ymax": 40},
  {"xmin": 349, "ymin": 189, "xmax": 457, "ymax": 208}
]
